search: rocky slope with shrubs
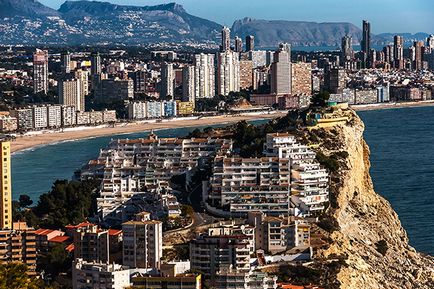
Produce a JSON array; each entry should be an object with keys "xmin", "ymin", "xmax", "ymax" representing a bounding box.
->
[{"xmin": 306, "ymin": 108, "xmax": 434, "ymax": 288}]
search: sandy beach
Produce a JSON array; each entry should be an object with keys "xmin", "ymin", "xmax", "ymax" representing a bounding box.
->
[
  {"xmin": 10, "ymin": 112, "xmax": 286, "ymax": 154},
  {"xmin": 351, "ymin": 100, "xmax": 434, "ymax": 111}
]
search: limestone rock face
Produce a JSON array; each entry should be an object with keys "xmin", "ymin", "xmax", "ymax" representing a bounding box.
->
[{"xmin": 313, "ymin": 109, "xmax": 434, "ymax": 288}]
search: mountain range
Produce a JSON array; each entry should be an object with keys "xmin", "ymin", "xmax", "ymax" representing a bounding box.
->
[{"xmin": 0, "ymin": 0, "xmax": 430, "ymax": 47}]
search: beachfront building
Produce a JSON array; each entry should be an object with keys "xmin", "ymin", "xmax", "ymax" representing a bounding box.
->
[
  {"xmin": 47, "ymin": 105, "xmax": 62, "ymax": 128},
  {"xmin": 82, "ymin": 133, "xmax": 232, "ymax": 222},
  {"xmin": 10, "ymin": 108, "xmax": 33, "ymax": 131},
  {"xmin": 61, "ymin": 105, "xmax": 77, "ymax": 127}
]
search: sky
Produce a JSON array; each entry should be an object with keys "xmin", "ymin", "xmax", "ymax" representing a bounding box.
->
[{"xmin": 39, "ymin": 0, "xmax": 434, "ymax": 34}]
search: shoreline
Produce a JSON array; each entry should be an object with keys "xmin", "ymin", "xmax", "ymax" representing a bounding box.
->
[
  {"xmin": 351, "ymin": 100, "xmax": 434, "ymax": 111},
  {"xmin": 10, "ymin": 112, "xmax": 286, "ymax": 154}
]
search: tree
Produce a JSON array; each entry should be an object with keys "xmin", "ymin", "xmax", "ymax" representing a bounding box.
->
[
  {"xmin": 37, "ymin": 244, "xmax": 72, "ymax": 278},
  {"xmin": 18, "ymin": 195, "xmax": 33, "ymax": 208},
  {"xmin": 311, "ymin": 91, "xmax": 330, "ymax": 107},
  {"xmin": 0, "ymin": 262, "xmax": 44, "ymax": 289}
]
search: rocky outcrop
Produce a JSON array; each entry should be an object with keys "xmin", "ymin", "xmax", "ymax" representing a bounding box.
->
[{"xmin": 309, "ymin": 109, "xmax": 434, "ymax": 288}]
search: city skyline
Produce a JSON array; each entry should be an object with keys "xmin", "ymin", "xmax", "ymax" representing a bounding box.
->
[{"xmin": 39, "ymin": 0, "xmax": 433, "ymax": 34}]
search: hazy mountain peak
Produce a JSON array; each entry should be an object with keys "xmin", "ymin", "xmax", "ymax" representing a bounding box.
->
[{"xmin": 0, "ymin": 0, "xmax": 59, "ymax": 18}]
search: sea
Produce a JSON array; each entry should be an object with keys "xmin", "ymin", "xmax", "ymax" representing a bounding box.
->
[{"xmin": 11, "ymin": 108, "xmax": 434, "ymax": 255}]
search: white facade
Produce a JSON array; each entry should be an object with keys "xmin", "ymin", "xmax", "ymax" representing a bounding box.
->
[
  {"xmin": 61, "ymin": 105, "xmax": 77, "ymax": 127},
  {"xmin": 122, "ymin": 217, "xmax": 163, "ymax": 269},
  {"xmin": 32, "ymin": 106, "xmax": 48, "ymax": 129},
  {"xmin": 47, "ymin": 105, "xmax": 62, "ymax": 128},
  {"xmin": 72, "ymin": 259, "xmax": 130, "ymax": 289},
  {"xmin": 59, "ymin": 79, "xmax": 83, "ymax": 111},
  {"xmin": 217, "ymin": 51, "xmax": 240, "ymax": 96},
  {"xmin": 128, "ymin": 102, "xmax": 147, "ymax": 120},
  {"xmin": 194, "ymin": 54, "xmax": 215, "ymax": 98},
  {"xmin": 160, "ymin": 63, "xmax": 175, "ymax": 99}
]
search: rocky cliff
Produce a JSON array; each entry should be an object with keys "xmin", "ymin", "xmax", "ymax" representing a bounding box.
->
[{"xmin": 308, "ymin": 108, "xmax": 434, "ymax": 288}]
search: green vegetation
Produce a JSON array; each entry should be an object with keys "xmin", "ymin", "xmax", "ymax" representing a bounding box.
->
[
  {"xmin": 0, "ymin": 263, "xmax": 46, "ymax": 289},
  {"xmin": 37, "ymin": 244, "xmax": 72, "ymax": 280},
  {"xmin": 14, "ymin": 179, "xmax": 100, "ymax": 229},
  {"xmin": 311, "ymin": 91, "xmax": 330, "ymax": 108},
  {"xmin": 375, "ymin": 240, "xmax": 389, "ymax": 256}
]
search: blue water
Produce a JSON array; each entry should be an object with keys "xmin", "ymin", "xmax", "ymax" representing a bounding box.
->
[
  {"xmin": 358, "ymin": 106, "xmax": 434, "ymax": 255},
  {"xmin": 11, "ymin": 110, "xmax": 434, "ymax": 255},
  {"xmin": 11, "ymin": 120, "xmax": 267, "ymax": 201}
]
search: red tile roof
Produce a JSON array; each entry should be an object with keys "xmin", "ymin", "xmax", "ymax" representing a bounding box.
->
[
  {"xmin": 49, "ymin": 236, "xmax": 70, "ymax": 243},
  {"xmin": 108, "ymin": 229, "xmax": 122, "ymax": 236}
]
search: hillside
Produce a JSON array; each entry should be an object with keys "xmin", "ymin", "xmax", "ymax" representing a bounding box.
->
[
  {"xmin": 0, "ymin": 0, "xmax": 222, "ymax": 45},
  {"xmin": 309, "ymin": 108, "xmax": 434, "ymax": 288},
  {"xmin": 231, "ymin": 17, "xmax": 362, "ymax": 47}
]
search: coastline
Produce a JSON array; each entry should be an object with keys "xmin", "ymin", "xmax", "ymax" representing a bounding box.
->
[
  {"xmin": 10, "ymin": 112, "xmax": 286, "ymax": 154},
  {"xmin": 351, "ymin": 100, "xmax": 434, "ymax": 111}
]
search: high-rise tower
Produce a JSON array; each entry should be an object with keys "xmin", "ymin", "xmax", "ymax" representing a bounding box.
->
[
  {"xmin": 33, "ymin": 49, "xmax": 49, "ymax": 94},
  {"xmin": 245, "ymin": 35, "xmax": 255, "ymax": 52},
  {"xmin": 0, "ymin": 141, "xmax": 11, "ymax": 229},
  {"xmin": 221, "ymin": 27, "xmax": 231, "ymax": 52},
  {"xmin": 361, "ymin": 20, "xmax": 371, "ymax": 67}
]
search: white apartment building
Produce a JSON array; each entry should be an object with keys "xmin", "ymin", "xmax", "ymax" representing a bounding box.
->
[
  {"xmin": 59, "ymin": 78, "xmax": 83, "ymax": 111},
  {"xmin": 217, "ymin": 50, "xmax": 240, "ymax": 96},
  {"xmin": 83, "ymin": 134, "xmax": 232, "ymax": 221},
  {"xmin": 73, "ymin": 259, "xmax": 130, "ymax": 289},
  {"xmin": 128, "ymin": 101, "xmax": 147, "ymax": 120},
  {"xmin": 208, "ymin": 133, "xmax": 329, "ymax": 217},
  {"xmin": 209, "ymin": 156, "xmax": 292, "ymax": 216},
  {"xmin": 75, "ymin": 69, "xmax": 90, "ymax": 98},
  {"xmin": 32, "ymin": 106, "xmax": 48, "ymax": 129},
  {"xmin": 47, "ymin": 105, "xmax": 62, "ymax": 128},
  {"xmin": 160, "ymin": 63, "xmax": 175, "ymax": 99},
  {"xmin": 194, "ymin": 53, "xmax": 215, "ymax": 98},
  {"xmin": 122, "ymin": 213, "xmax": 163, "ymax": 270},
  {"xmin": 146, "ymin": 101, "xmax": 163, "ymax": 118},
  {"xmin": 61, "ymin": 105, "xmax": 77, "ymax": 126},
  {"xmin": 182, "ymin": 65, "xmax": 196, "ymax": 102}
]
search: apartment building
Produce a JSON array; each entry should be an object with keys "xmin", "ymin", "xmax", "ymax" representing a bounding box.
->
[
  {"xmin": 131, "ymin": 274, "xmax": 202, "ymax": 289},
  {"xmin": 0, "ymin": 116, "xmax": 18, "ymax": 132},
  {"xmin": 190, "ymin": 235, "xmax": 251, "ymax": 278},
  {"xmin": 73, "ymin": 259, "xmax": 132, "ymax": 289},
  {"xmin": 213, "ymin": 267, "xmax": 278, "ymax": 289},
  {"xmin": 72, "ymin": 223, "xmax": 109, "ymax": 263},
  {"xmin": 10, "ymin": 108, "xmax": 33, "ymax": 131},
  {"xmin": 32, "ymin": 106, "xmax": 48, "ymax": 129},
  {"xmin": 247, "ymin": 212, "xmax": 311, "ymax": 254},
  {"xmin": 208, "ymin": 133, "xmax": 328, "ymax": 217},
  {"xmin": 61, "ymin": 105, "xmax": 77, "ymax": 126},
  {"xmin": 83, "ymin": 134, "xmax": 232, "ymax": 221},
  {"xmin": 0, "ymin": 141, "xmax": 11, "ymax": 229},
  {"xmin": 207, "ymin": 221, "xmax": 256, "ymax": 254},
  {"xmin": 47, "ymin": 105, "xmax": 62, "ymax": 128},
  {"xmin": 209, "ymin": 156, "xmax": 292, "ymax": 216},
  {"xmin": 122, "ymin": 213, "xmax": 163, "ymax": 269},
  {"xmin": 0, "ymin": 222, "xmax": 37, "ymax": 275}
]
